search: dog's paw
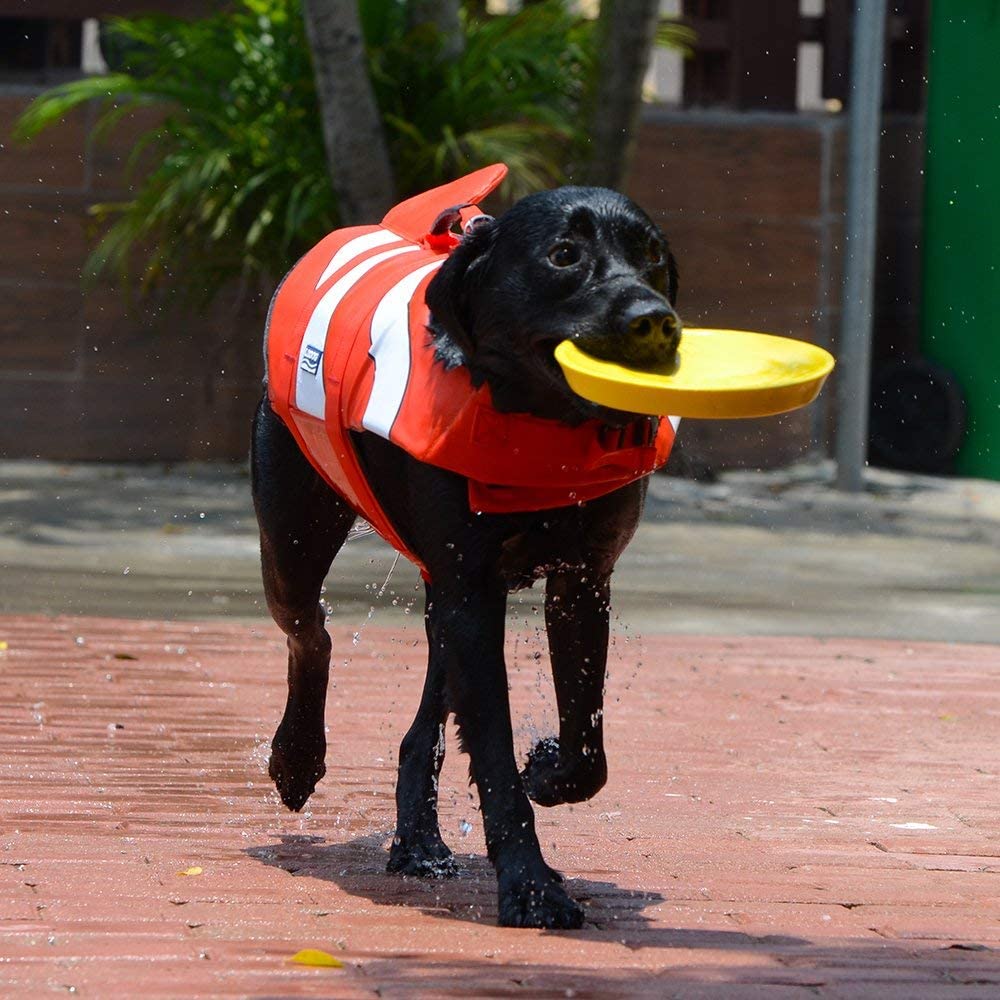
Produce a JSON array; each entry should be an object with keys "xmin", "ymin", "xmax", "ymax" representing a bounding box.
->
[
  {"xmin": 387, "ymin": 832, "xmax": 457, "ymax": 878},
  {"xmin": 497, "ymin": 866, "xmax": 584, "ymax": 929},
  {"xmin": 268, "ymin": 735, "xmax": 326, "ymax": 812},
  {"xmin": 521, "ymin": 736, "xmax": 607, "ymax": 807}
]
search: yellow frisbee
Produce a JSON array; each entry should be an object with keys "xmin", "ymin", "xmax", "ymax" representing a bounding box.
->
[{"xmin": 554, "ymin": 328, "xmax": 835, "ymax": 420}]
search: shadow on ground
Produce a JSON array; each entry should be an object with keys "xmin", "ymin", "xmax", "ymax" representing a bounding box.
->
[
  {"xmin": 246, "ymin": 836, "xmax": 1000, "ymax": 997},
  {"xmin": 246, "ymin": 833, "xmax": 807, "ymax": 950}
]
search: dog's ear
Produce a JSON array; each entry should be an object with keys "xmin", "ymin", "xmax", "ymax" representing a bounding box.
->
[
  {"xmin": 425, "ymin": 220, "xmax": 497, "ymax": 366},
  {"xmin": 666, "ymin": 249, "xmax": 680, "ymax": 307}
]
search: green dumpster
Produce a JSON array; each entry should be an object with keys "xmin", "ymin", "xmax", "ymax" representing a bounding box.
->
[{"xmin": 921, "ymin": 2, "xmax": 1000, "ymax": 478}]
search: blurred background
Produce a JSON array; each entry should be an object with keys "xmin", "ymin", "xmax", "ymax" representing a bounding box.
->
[{"xmin": 0, "ymin": 0, "xmax": 994, "ymax": 482}]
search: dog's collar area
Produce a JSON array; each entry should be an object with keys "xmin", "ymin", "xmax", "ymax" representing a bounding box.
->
[
  {"xmin": 426, "ymin": 202, "xmax": 486, "ymax": 252},
  {"xmin": 462, "ymin": 213, "xmax": 494, "ymax": 236},
  {"xmin": 425, "ymin": 205, "xmax": 496, "ymax": 253}
]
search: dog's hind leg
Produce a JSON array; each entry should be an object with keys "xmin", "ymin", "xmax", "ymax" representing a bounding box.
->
[
  {"xmin": 522, "ymin": 571, "xmax": 610, "ymax": 807},
  {"xmin": 251, "ymin": 397, "xmax": 356, "ymax": 811},
  {"xmin": 387, "ymin": 581, "xmax": 456, "ymax": 876}
]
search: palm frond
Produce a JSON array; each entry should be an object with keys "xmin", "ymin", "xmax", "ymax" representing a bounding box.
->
[
  {"xmin": 656, "ymin": 19, "xmax": 697, "ymax": 57},
  {"xmin": 13, "ymin": 0, "xmax": 687, "ymax": 307}
]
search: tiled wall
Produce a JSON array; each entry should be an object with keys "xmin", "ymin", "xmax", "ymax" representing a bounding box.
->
[{"xmin": 0, "ymin": 94, "xmax": 924, "ymax": 468}]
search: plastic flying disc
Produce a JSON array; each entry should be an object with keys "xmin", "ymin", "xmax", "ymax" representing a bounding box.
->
[{"xmin": 554, "ymin": 328, "xmax": 835, "ymax": 420}]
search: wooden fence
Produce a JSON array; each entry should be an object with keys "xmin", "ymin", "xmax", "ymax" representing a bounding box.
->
[{"xmin": 680, "ymin": 0, "xmax": 928, "ymax": 113}]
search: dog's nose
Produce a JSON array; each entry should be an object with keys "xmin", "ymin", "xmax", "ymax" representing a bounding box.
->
[
  {"xmin": 573, "ymin": 297, "xmax": 682, "ymax": 375},
  {"xmin": 622, "ymin": 301, "xmax": 679, "ymax": 343},
  {"xmin": 619, "ymin": 300, "xmax": 681, "ymax": 356}
]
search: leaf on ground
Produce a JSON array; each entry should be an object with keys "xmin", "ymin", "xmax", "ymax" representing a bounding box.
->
[
  {"xmin": 290, "ymin": 948, "xmax": 344, "ymax": 968},
  {"xmin": 177, "ymin": 866, "xmax": 203, "ymax": 876}
]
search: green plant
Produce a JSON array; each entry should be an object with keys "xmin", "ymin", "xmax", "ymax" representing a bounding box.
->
[
  {"xmin": 367, "ymin": 1, "xmax": 595, "ymax": 201},
  {"xmin": 16, "ymin": 0, "xmax": 331, "ymax": 301},
  {"xmin": 15, "ymin": 1, "xmax": 683, "ymax": 304},
  {"xmin": 654, "ymin": 17, "xmax": 696, "ymax": 55}
]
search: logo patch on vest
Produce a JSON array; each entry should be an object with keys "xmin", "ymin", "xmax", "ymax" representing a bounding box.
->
[{"xmin": 300, "ymin": 345, "xmax": 323, "ymax": 376}]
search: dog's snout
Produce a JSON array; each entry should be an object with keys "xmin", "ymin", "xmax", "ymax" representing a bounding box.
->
[
  {"xmin": 574, "ymin": 295, "xmax": 681, "ymax": 375},
  {"xmin": 626, "ymin": 302, "xmax": 678, "ymax": 340},
  {"xmin": 618, "ymin": 299, "xmax": 682, "ymax": 359}
]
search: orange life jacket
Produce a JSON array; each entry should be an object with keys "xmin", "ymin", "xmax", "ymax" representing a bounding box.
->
[{"xmin": 265, "ymin": 164, "xmax": 678, "ymax": 580}]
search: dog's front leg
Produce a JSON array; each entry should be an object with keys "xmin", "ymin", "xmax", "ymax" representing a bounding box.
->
[
  {"xmin": 522, "ymin": 571, "xmax": 610, "ymax": 807},
  {"xmin": 432, "ymin": 579, "xmax": 584, "ymax": 929}
]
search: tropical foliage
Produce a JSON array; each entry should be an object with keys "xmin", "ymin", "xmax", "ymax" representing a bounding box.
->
[
  {"xmin": 16, "ymin": 0, "xmax": 328, "ymax": 299},
  {"xmin": 364, "ymin": 1, "xmax": 593, "ymax": 200},
  {"xmin": 14, "ymin": 0, "xmax": 685, "ymax": 304}
]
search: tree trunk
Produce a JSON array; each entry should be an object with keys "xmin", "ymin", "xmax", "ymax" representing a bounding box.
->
[
  {"xmin": 407, "ymin": 0, "xmax": 464, "ymax": 60},
  {"xmin": 301, "ymin": 0, "xmax": 396, "ymax": 224},
  {"xmin": 585, "ymin": 0, "xmax": 661, "ymax": 190}
]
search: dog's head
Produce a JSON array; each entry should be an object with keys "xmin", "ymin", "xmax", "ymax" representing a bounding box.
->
[{"xmin": 426, "ymin": 186, "xmax": 680, "ymax": 425}]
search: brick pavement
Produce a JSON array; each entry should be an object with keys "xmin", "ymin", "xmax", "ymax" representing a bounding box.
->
[{"xmin": 1, "ymin": 616, "xmax": 998, "ymax": 997}]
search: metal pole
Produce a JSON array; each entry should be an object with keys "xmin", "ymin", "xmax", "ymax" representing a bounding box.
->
[{"xmin": 835, "ymin": 0, "xmax": 888, "ymax": 491}]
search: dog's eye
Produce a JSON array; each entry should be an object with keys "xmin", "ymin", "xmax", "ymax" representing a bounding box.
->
[
  {"xmin": 548, "ymin": 242, "xmax": 580, "ymax": 268},
  {"xmin": 646, "ymin": 236, "xmax": 664, "ymax": 266}
]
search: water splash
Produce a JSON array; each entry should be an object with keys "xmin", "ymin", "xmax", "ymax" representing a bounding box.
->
[{"xmin": 352, "ymin": 552, "xmax": 401, "ymax": 646}]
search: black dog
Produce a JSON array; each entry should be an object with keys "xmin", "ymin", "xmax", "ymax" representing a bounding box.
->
[{"xmin": 251, "ymin": 186, "xmax": 680, "ymax": 929}]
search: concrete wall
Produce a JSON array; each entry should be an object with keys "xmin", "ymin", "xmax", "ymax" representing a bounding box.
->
[
  {"xmin": 0, "ymin": 91, "xmax": 263, "ymax": 461},
  {"xmin": 0, "ymin": 94, "xmax": 925, "ymax": 468}
]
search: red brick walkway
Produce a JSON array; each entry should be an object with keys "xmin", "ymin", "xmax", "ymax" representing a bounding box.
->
[{"xmin": 1, "ymin": 615, "xmax": 998, "ymax": 997}]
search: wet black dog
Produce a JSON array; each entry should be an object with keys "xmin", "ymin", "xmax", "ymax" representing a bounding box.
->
[{"xmin": 251, "ymin": 186, "xmax": 680, "ymax": 929}]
